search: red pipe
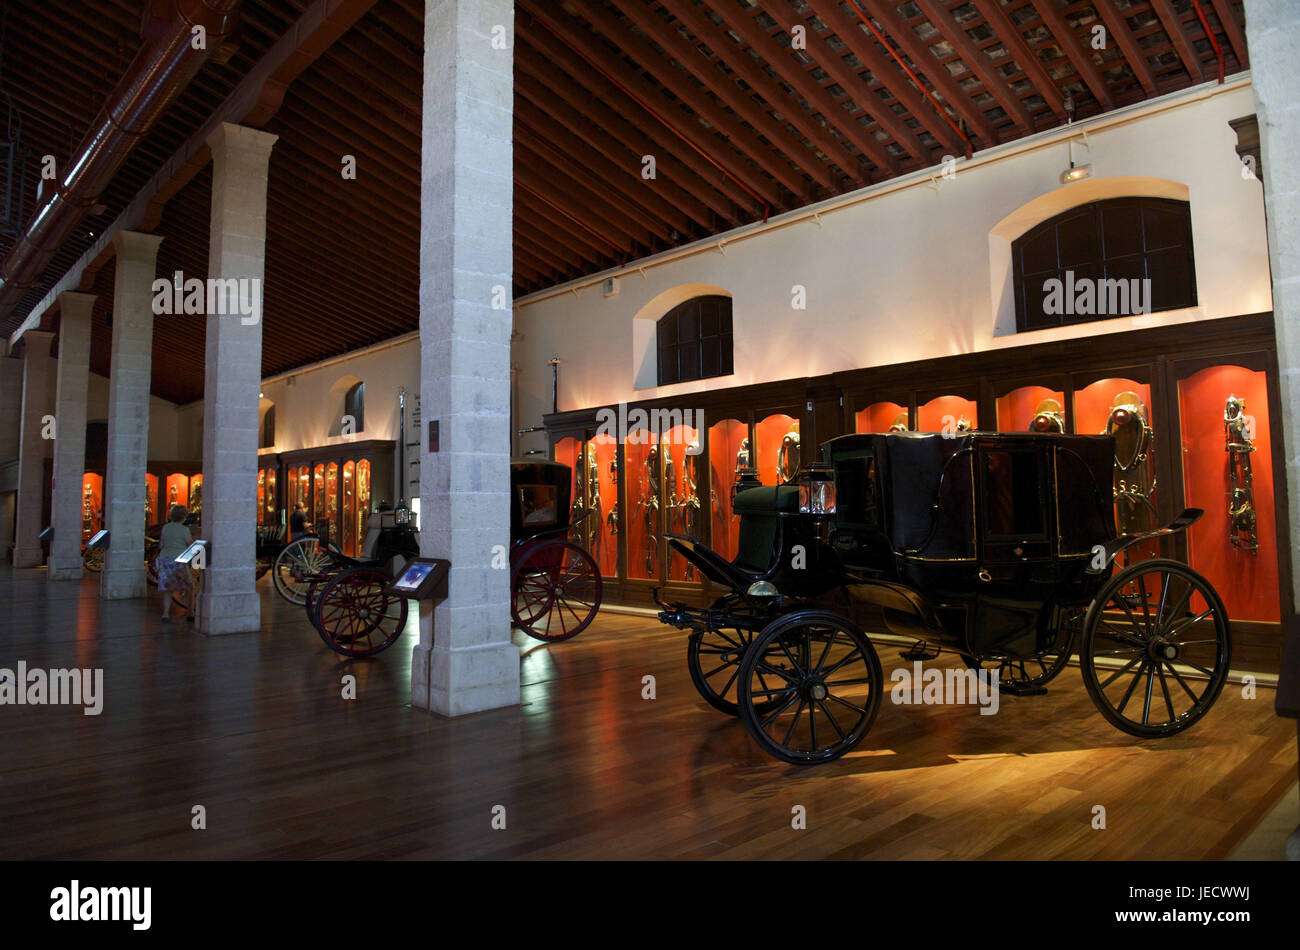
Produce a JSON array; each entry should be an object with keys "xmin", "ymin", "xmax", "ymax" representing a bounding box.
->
[
  {"xmin": 0, "ymin": 0, "xmax": 242, "ymax": 322},
  {"xmin": 516, "ymin": 179, "xmax": 627, "ymax": 262},
  {"xmin": 846, "ymin": 0, "xmax": 974, "ymax": 159},
  {"xmin": 529, "ymin": 13, "xmax": 771, "ymax": 224},
  {"xmin": 1191, "ymin": 0, "xmax": 1225, "ymax": 84}
]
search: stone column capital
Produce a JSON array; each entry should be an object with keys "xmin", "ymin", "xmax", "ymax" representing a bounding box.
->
[
  {"xmin": 206, "ymin": 122, "xmax": 279, "ymax": 163},
  {"xmin": 16, "ymin": 329, "xmax": 54, "ymax": 359},
  {"xmin": 58, "ymin": 292, "xmax": 97, "ymax": 320},
  {"xmin": 112, "ymin": 230, "xmax": 164, "ymax": 262}
]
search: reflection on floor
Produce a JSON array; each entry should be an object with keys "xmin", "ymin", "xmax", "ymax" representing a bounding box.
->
[{"xmin": 0, "ymin": 566, "xmax": 1294, "ymax": 859}]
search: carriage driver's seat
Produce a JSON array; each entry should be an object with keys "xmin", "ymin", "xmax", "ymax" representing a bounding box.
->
[{"xmin": 732, "ymin": 485, "xmax": 800, "ymax": 574}]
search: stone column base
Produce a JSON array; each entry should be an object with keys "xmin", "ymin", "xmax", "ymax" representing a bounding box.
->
[
  {"xmin": 48, "ymin": 562, "xmax": 84, "ymax": 582},
  {"xmin": 198, "ymin": 590, "xmax": 260, "ymax": 635},
  {"xmin": 13, "ymin": 545, "xmax": 43, "ymax": 569},
  {"xmin": 100, "ymin": 566, "xmax": 146, "ymax": 599},
  {"xmin": 411, "ymin": 639, "xmax": 521, "ymax": 716}
]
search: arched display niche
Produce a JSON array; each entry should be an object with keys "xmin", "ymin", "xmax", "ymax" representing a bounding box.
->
[
  {"xmin": 988, "ymin": 176, "xmax": 1190, "ymax": 338},
  {"xmin": 632, "ymin": 282, "xmax": 732, "ymax": 391}
]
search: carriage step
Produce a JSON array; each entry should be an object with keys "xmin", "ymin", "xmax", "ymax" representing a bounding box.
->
[
  {"xmin": 899, "ymin": 642, "xmax": 940, "ymax": 661},
  {"xmin": 999, "ymin": 682, "xmax": 1049, "ymax": 697}
]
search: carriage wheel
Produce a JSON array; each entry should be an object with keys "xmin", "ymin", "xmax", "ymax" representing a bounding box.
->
[
  {"xmin": 145, "ymin": 541, "xmax": 160, "ymax": 586},
  {"xmin": 304, "ymin": 573, "xmax": 333, "ymax": 629},
  {"xmin": 82, "ymin": 547, "xmax": 104, "ymax": 572},
  {"xmin": 314, "ymin": 568, "xmax": 409, "ymax": 657},
  {"xmin": 736, "ymin": 610, "xmax": 883, "ymax": 765},
  {"xmin": 510, "ymin": 540, "xmax": 602, "ymax": 642},
  {"xmin": 688, "ymin": 597, "xmax": 797, "ymax": 716},
  {"xmin": 273, "ymin": 538, "xmax": 336, "ymax": 606},
  {"xmin": 1079, "ymin": 559, "xmax": 1230, "ymax": 738},
  {"xmin": 961, "ymin": 606, "xmax": 1081, "ymax": 690}
]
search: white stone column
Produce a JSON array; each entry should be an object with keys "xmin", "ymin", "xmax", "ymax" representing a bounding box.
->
[
  {"xmin": 198, "ymin": 122, "xmax": 277, "ymax": 635},
  {"xmin": 101, "ymin": 231, "xmax": 162, "ymax": 599},
  {"xmin": 47, "ymin": 292, "xmax": 96, "ymax": 580},
  {"xmin": 412, "ymin": 0, "xmax": 519, "ymax": 715},
  {"xmin": 12, "ymin": 330, "xmax": 55, "ymax": 568}
]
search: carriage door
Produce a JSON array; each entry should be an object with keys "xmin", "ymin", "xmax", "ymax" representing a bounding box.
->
[{"xmin": 977, "ymin": 444, "xmax": 1053, "ymax": 576}]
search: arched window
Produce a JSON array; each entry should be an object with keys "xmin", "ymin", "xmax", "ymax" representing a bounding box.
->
[
  {"xmin": 657, "ymin": 295, "xmax": 733, "ymax": 387},
  {"xmin": 1011, "ymin": 196, "xmax": 1196, "ymax": 332},
  {"xmin": 260, "ymin": 404, "xmax": 276, "ymax": 448},
  {"xmin": 343, "ymin": 381, "xmax": 365, "ymax": 433}
]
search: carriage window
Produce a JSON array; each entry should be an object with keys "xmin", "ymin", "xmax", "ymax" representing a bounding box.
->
[
  {"xmin": 518, "ymin": 484, "xmax": 558, "ymax": 526},
  {"xmin": 983, "ymin": 450, "xmax": 1047, "ymax": 538},
  {"xmin": 833, "ymin": 452, "xmax": 878, "ymax": 531}
]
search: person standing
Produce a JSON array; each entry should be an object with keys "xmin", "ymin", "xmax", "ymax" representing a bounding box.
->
[
  {"xmin": 156, "ymin": 504, "xmax": 194, "ymax": 622},
  {"xmin": 289, "ymin": 504, "xmax": 308, "ymax": 540}
]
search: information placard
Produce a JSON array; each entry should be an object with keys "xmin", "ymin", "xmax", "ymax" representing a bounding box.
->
[{"xmin": 385, "ymin": 557, "xmax": 450, "ymax": 601}]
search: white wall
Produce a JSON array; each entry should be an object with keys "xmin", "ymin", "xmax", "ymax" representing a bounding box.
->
[
  {"xmin": 84, "ymin": 371, "xmax": 183, "ymax": 460},
  {"xmin": 511, "ymin": 80, "xmax": 1272, "ymax": 445}
]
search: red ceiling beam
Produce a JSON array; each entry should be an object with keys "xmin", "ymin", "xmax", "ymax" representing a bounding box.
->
[
  {"xmin": 1024, "ymin": 0, "xmax": 1116, "ymax": 111},
  {"xmin": 1149, "ymin": 0, "xmax": 1205, "ymax": 84},
  {"xmin": 803, "ymin": 0, "xmax": 966, "ymax": 159},
  {"xmin": 518, "ymin": 0, "xmax": 792, "ymax": 210},
  {"xmin": 1091, "ymin": 0, "xmax": 1159, "ymax": 96},
  {"xmin": 705, "ymin": 1, "xmax": 902, "ymax": 177},
  {"xmin": 607, "ymin": 0, "xmax": 858, "ymax": 187},
  {"xmin": 1209, "ymin": 0, "xmax": 1249, "ymax": 69},
  {"xmin": 967, "ymin": 0, "xmax": 1067, "ymax": 117},
  {"xmin": 856, "ymin": 1, "xmax": 997, "ymax": 145}
]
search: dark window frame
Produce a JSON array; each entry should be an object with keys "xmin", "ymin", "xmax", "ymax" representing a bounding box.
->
[
  {"xmin": 343, "ymin": 381, "xmax": 365, "ymax": 433},
  {"xmin": 656, "ymin": 295, "xmax": 734, "ymax": 387},
  {"xmin": 1011, "ymin": 196, "xmax": 1197, "ymax": 333},
  {"xmin": 260, "ymin": 404, "xmax": 276, "ymax": 449}
]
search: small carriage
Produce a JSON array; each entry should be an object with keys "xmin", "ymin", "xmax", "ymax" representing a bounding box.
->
[
  {"xmin": 509, "ymin": 458, "xmax": 602, "ymax": 641},
  {"xmin": 271, "ymin": 459, "xmax": 603, "ymax": 653},
  {"xmin": 657, "ymin": 431, "xmax": 1231, "ymax": 765}
]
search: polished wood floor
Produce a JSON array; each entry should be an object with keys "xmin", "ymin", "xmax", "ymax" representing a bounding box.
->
[{"xmin": 0, "ymin": 566, "xmax": 1293, "ymax": 860}]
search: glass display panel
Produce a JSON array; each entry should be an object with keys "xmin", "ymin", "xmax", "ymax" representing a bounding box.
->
[
  {"xmin": 188, "ymin": 474, "xmax": 202, "ymax": 519},
  {"xmin": 917, "ymin": 395, "xmax": 977, "ymax": 433},
  {"xmin": 1177, "ymin": 365, "xmax": 1279, "ymax": 623},
  {"xmin": 708, "ymin": 418, "xmax": 748, "ymax": 563},
  {"xmin": 554, "ymin": 437, "xmax": 584, "ymax": 546},
  {"xmin": 996, "ymin": 385, "xmax": 1066, "ymax": 432},
  {"xmin": 590, "ymin": 435, "xmax": 618, "ymax": 578},
  {"xmin": 663, "ymin": 422, "xmax": 701, "ymax": 583},
  {"xmin": 257, "ymin": 470, "xmax": 267, "ymax": 525},
  {"xmin": 625, "ymin": 431, "xmax": 657, "ymax": 580},
  {"xmin": 165, "ymin": 473, "xmax": 189, "ymax": 512},
  {"xmin": 81, "ymin": 473, "xmax": 103, "ymax": 542},
  {"xmin": 1073, "ymin": 378, "xmax": 1156, "ymax": 545},
  {"xmin": 342, "ymin": 461, "xmax": 358, "ymax": 556},
  {"xmin": 756, "ymin": 413, "xmax": 799, "ymax": 485},
  {"xmin": 313, "ymin": 464, "xmax": 327, "ymax": 538},
  {"xmin": 855, "ymin": 401, "xmax": 908, "ymax": 434},
  {"xmin": 265, "ymin": 469, "xmax": 277, "ymax": 525},
  {"xmin": 144, "ymin": 473, "xmax": 158, "ymax": 529},
  {"xmin": 356, "ymin": 461, "xmax": 370, "ymax": 553}
]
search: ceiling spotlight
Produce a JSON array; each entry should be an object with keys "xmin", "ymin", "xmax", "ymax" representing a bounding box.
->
[{"xmin": 1061, "ymin": 163, "xmax": 1092, "ymax": 184}]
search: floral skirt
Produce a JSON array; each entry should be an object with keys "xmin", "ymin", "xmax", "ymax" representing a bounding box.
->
[{"xmin": 156, "ymin": 556, "xmax": 193, "ymax": 593}]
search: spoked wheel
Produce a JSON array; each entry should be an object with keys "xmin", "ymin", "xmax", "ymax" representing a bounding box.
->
[
  {"xmin": 961, "ymin": 605, "xmax": 1081, "ymax": 691},
  {"xmin": 736, "ymin": 610, "xmax": 883, "ymax": 766},
  {"xmin": 688, "ymin": 597, "xmax": 790, "ymax": 716},
  {"xmin": 510, "ymin": 540, "xmax": 602, "ymax": 642},
  {"xmin": 1079, "ymin": 559, "xmax": 1230, "ymax": 738},
  {"xmin": 314, "ymin": 568, "xmax": 409, "ymax": 657},
  {"xmin": 274, "ymin": 537, "xmax": 338, "ymax": 605},
  {"xmin": 82, "ymin": 547, "xmax": 104, "ymax": 572},
  {"xmin": 303, "ymin": 573, "xmax": 335, "ymax": 630}
]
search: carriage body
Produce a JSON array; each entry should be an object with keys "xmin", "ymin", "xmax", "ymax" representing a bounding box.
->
[{"xmin": 659, "ymin": 430, "xmax": 1231, "ymax": 764}]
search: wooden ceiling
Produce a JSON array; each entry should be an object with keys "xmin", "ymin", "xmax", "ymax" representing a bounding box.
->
[{"xmin": 1, "ymin": 0, "xmax": 1250, "ymax": 404}]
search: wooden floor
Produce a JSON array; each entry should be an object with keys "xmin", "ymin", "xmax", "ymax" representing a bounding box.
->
[{"xmin": 0, "ymin": 566, "xmax": 1293, "ymax": 860}]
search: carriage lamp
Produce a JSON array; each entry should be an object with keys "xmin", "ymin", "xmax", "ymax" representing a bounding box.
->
[
  {"xmin": 394, "ymin": 506, "xmax": 411, "ymax": 525},
  {"xmin": 747, "ymin": 580, "xmax": 780, "ymax": 599},
  {"xmin": 731, "ymin": 467, "xmax": 762, "ymax": 508},
  {"xmin": 798, "ymin": 465, "xmax": 836, "ymax": 515}
]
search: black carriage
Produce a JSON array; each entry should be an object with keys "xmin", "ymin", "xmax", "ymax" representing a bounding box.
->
[
  {"xmin": 509, "ymin": 458, "xmax": 602, "ymax": 642},
  {"xmin": 658, "ymin": 431, "xmax": 1231, "ymax": 765}
]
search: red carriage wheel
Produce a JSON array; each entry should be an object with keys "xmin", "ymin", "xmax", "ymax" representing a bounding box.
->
[
  {"xmin": 314, "ymin": 568, "xmax": 410, "ymax": 657},
  {"xmin": 510, "ymin": 539, "xmax": 602, "ymax": 642}
]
